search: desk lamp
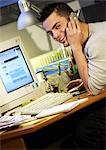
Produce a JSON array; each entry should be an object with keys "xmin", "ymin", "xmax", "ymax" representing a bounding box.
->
[{"xmin": 17, "ymin": 0, "xmax": 41, "ymax": 30}]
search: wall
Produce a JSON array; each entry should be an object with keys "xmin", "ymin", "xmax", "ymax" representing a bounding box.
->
[
  {"xmin": 0, "ymin": 0, "xmax": 81, "ymax": 59},
  {"xmin": 0, "ymin": 21, "xmax": 60, "ymax": 58}
]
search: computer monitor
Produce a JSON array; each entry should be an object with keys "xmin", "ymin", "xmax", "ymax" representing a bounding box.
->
[{"xmin": 0, "ymin": 37, "xmax": 38, "ymax": 115}]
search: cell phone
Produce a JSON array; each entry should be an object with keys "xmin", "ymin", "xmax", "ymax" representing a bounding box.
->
[
  {"xmin": 69, "ymin": 9, "xmax": 80, "ymax": 20},
  {"xmin": 69, "ymin": 12, "xmax": 77, "ymax": 20}
]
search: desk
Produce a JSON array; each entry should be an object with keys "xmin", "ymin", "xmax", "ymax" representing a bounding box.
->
[{"xmin": 0, "ymin": 91, "xmax": 106, "ymax": 150}]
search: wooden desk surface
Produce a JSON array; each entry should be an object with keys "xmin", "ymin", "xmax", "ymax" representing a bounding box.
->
[{"xmin": 0, "ymin": 90, "xmax": 105, "ymax": 141}]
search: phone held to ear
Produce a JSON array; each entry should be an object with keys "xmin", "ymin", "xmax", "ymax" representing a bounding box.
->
[
  {"xmin": 69, "ymin": 12, "xmax": 77, "ymax": 20},
  {"xmin": 69, "ymin": 9, "xmax": 80, "ymax": 20},
  {"xmin": 65, "ymin": 11, "xmax": 78, "ymax": 34}
]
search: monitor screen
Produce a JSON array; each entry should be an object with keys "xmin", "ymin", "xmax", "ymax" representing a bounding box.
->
[
  {"xmin": 0, "ymin": 45, "xmax": 34, "ymax": 93},
  {"xmin": 0, "ymin": 37, "xmax": 38, "ymax": 114}
]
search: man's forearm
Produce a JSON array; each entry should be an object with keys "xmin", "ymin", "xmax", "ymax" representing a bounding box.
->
[{"xmin": 72, "ymin": 45, "xmax": 90, "ymax": 92}]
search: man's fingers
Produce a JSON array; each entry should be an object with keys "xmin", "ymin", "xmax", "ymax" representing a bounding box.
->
[
  {"xmin": 67, "ymin": 18, "xmax": 81, "ymax": 35},
  {"xmin": 75, "ymin": 19, "xmax": 81, "ymax": 33},
  {"xmin": 68, "ymin": 18, "xmax": 76, "ymax": 33}
]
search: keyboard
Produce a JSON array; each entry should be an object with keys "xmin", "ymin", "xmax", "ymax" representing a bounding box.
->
[{"xmin": 16, "ymin": 92, "xmax": 73, "ymax": 115}]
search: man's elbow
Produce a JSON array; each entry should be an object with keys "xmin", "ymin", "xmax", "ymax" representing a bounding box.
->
[{"xmin": 87, "ymin": 79, "xmax": 105, "ymax": 95}]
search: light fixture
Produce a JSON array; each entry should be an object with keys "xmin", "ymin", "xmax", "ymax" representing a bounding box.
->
[{"xmin": 17, "ymin": 0, "xmax": 41, "ymax": 30}]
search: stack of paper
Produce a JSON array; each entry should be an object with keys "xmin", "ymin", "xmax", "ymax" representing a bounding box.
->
[{"xmin": 0, "ymin": 115, "xmax": 36, "ymax": 131}]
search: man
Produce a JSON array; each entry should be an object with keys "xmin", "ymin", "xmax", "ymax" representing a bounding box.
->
[
  {"xmin": 38, "ymin": 2, "xmax": 106, "ymax": 96},
  {"xmin": 37, "ymin": 2, "xmax": 106, "ymax": 149}
]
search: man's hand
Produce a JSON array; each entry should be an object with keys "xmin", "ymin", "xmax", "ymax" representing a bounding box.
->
[
  {"xmin": 65, "ymin": 79, "xmax": 84, "ymax": 92},
  {"xmin": 66, "ymin": 18, "xmax": 82, "ymax": 49}
]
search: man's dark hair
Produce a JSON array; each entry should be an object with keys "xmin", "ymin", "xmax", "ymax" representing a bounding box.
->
[{"xmin": 38, "ymin": 2, "xmax": 74, "ymax": 22}]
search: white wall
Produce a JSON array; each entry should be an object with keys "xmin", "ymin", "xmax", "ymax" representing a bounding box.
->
[
  {"xmin": 0, "ymin": 22, "xmax": 60, "ymax": 58},
  {"xmin": 68, "ymin": 0, "xmax": 81, "ymax": 11}
]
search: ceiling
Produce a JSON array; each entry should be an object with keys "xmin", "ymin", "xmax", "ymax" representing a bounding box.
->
[
  {"xmin": 0, "ymin": 0, "xmax": 74, "ymax": 26},
  {"xmin": 0, "ymin": 0, "xmax": 105, "ymax": 26}
]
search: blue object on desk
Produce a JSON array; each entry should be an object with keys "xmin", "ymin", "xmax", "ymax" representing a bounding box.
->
[{"xmin": 36, "ymin": 58, "xmax": 69, "ymax": 76}]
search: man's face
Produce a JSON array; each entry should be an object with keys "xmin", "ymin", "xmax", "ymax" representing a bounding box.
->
[{"xmin": 43, "ymin": 11, "xmax": 69, "ymax": 47}]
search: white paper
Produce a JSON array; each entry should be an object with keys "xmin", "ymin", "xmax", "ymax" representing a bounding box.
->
[{"xmin": 36, "ymin": 98, "xmax": 88, "ymax": 118}]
